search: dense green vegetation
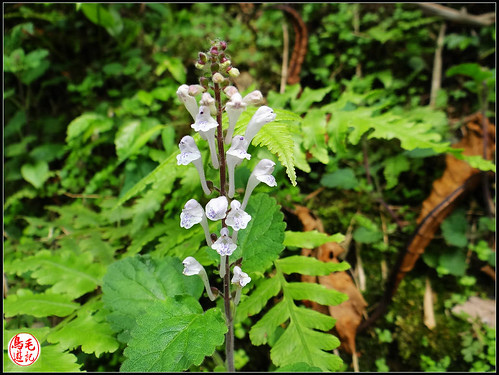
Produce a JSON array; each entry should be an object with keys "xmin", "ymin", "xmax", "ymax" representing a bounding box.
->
[{"xmin": 4, "ymin": 3, "xmax": 495, "ymax": 372}]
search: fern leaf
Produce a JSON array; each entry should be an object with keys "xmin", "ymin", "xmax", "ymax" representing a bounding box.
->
[{"xmin": 4, "ymin": 289, "xmax": 79, "ymax": 318}]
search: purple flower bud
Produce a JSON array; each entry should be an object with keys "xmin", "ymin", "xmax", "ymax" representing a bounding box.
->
[
  {"xmin": 219, "ymin": 41, "xmax": 227, "ymax": 51},
  {"xmin": 210, "ymin": 46, "xmax": 219, "ymax": 56},
  {"xmin": 198, "ymin": 52, "xmax": 208, "ymax": 64}
]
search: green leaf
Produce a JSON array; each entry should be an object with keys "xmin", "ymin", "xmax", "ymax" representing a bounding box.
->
[
  {"xmin": 102, "ymin": 255, "xmax": 203, "ymax": 343},
  {"xmin": 47, "ymin": 301, "xmax": 119, "ymax": 358},
  {"xmin": 235, "ymin": 194, "xmax": 286, "ymax": 273},
  {"xmin": 441, "ymin": 208, "xmax": 468, "ymax": 248},
  {"xmin": 4, "ymin": 289, "xmax": 79, "ymax": 318},
  {"xmin": 250, "ymin": 300, "xmax": 290, "ymax": 346},
  {"xmin": 446, "ymin": 63, "xmax": 493, "ymax": 83},
  {"xmin": 286, "ymin": 282, "xmax": 348, "ymax": 306},
  {"xmin": 276, "ymin": 256, "xmax": 351, "ymax": 276},
  {"xmin": 3, "ymin": 344, "xmax": 82, "ymax": 372},
  {"xmin": 353, "ymin": 226, "xmax": 383, "ymax": 244},
  {"xmin": 66, "ymin": 112, "xmax": 113, "ymax": 143},
  {"xmin": 121, "ymin": 298, "xmax": 227, "ymax": 372},
  {"xmin": 236, "ymin": 276, "xmax": 282, "ymax": 321},
  {"xmin": 7, "ymin": 250, "xmax": 104, "ymax": 299},
  {"xmin": 320, "ymin": 168, "xmax": 358, "ymax": 190},
  {"xmin": 235, "ymin": 107, "xmax": 300, "ymax": 186},
  {"xmin": 115, "ymin": 119, "xmax": 163, "ymax": 162},
  {"xmin": 384, "ymin": 154, "xmax": 410, "ymax": 189},
  {"xmin": 291, "ymin": 86, "xmax": 332, "ymax": 115},
  {"xmin": 21, "ymin": 161, "xmax": 49, "ymax": 189},
  {"xmin": 301, "ymin": 109, "xmax": 329, "ymax": 164},
  {"xmin": 283, "ymin": 230, "xmax": 345, "ymax": 248},
  {"xmin": 275, "ymin": 362, "xmax": 323, "ymax": 372}
]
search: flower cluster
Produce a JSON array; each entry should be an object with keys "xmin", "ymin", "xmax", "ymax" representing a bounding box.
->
[{"xmin": 177, "ymin": 40, "xmax": 277, "ymax": 304}]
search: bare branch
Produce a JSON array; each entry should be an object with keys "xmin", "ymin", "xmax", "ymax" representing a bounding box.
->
[{"xmin": 416, "ymin": 3, "xmax": 495, "ymax": 27}]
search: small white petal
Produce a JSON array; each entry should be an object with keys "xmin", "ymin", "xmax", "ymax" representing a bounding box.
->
[
  {"xmin": 205, "ymin": 196, "xmax": 228, "ymax": 221},
  {"xmin": 183, "ymin": 256, "xmax": 204, "ymax": 276},
  {"xmin": 177, "ymin": 136, "xmax": 201, "ymax": 166},
  {"xmin": 244, "ymin": 106, "xmax": 276, "ymax": 143},
  {"xmin": 232, "ymin": 265, "xmax": 251, "ymax": 287},
  {"xmin": 192, "ymin": 106, "xmax": 218, "ymax": 132},
  {"xmin": 226, "ymin": 200, "xmax": 252, "ymax": 231},
  {"xmin": 211, "ymin": 228, "xmax": 237, "ymax": 256},
  {"xmin": 256, "ymin": 174, "xmax": 277, "ymax": 187},
  {"xmin": 200, "ymin": 92, "xmax": 217, "ymax": 115},
  {"xmin": 180, "ymin": 199, "xmax": 204, "ymax": 229},
  {"xmin": 227, "ymin": 136, "xmax": 251, "ymax": 161},
  {"xmin": 224, "ymin": 85, "xmax": 239, "ymax": 98}
]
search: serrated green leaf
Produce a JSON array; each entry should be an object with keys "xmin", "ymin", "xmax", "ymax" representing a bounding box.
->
[
  {"xmin": 102, "ymin": 255, "xmax": 203, "ymax": 343},
  {"xmin": 301, "ymin": 109, "xmax": 329, "ymax": 164},
  {"xmin": 286, "ymin": 282, "xmax": 348, "ymax": 306},
  {"xmin": 236, "ymin": 277, "xmax": 281, "ymax": 322},
  {"xmin": 47, "ymin": 302, "xmax": 119, "ymax": 358},
  {"xmin": 234, "ymin": 194, "xmax": 286, "ymax": 273},
  {"xmin": 291, "ymin": 86, "xmax": 332, "ymax": 115},
  {"xmin": 276, "ymin": 256, "xmax": 351, "ymax": 276},
  {"xmin": 283, "ymin": 230, "xmax": 345, "ymax": 248},
  {"xmin": 3, "ymin": 344, "xmax": 82, "ymax": 372},
  {"xmin": 4, "ymin": 289, "xmax": 79, "ymax": 318},
  {"xmin": 7, "ymin": 250, "xmax": 104, "ymax": 299},
  {"xmin": 121, "ymin": 298, "xmax": 227, "ymax": 372},
  {"xmin": 235, "ymin": 108, "xmax": 300, "ymax": 186},
  {"xmin": 250, "ymin": 300, "xmax": 289, "ymax": 346}
]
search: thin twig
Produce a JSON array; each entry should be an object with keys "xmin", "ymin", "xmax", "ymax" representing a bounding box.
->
[
  {"xmin": 430, "ymin": 23, "xmax": 446, "ymax": 108},
  {"xmin": 280, "ymin": 21, "xmax": 289, "ymax": 94}
]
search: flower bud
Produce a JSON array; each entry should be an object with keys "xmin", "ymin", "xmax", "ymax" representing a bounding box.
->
[
  {"xmin": 212, "ymin": 72, "xmax": 224, "ymax": 84},
  {"xmin": 210, "ymin": 46, "xmax": 219, "ymax": 56},
  {"xmin": 195, "ymin": 61, "xmax": 205, "ymax": 70},
  {"xmin": 224, "ymin": 85, "xmax": 239, "ymax": 98},
  {"xmin": 228, "ymin": 67, "xmax": 240, "ymax": 78},
  {"xmin": 219, "ymin": 41, "xmax": 227, "ymax": 51},
  {"xmin": 220, "ymin": 59, "xmax": 231, "ymax": 70},
  {"xmin": 188, "ymin": 84, "xmax": 205, "ymax": 96},
  {"xmin": 198, "ymin": 52, "xmax": 208, "ymax": 64},
  {"xmin": 242, "ymin": 90, "xmax": 264, "ymax": 106},
  {"xmin": 199, "ymin": 76, "xmax": 209, "ymax": 89},
  {"xmin": 211, "ymin": 63, "xmax": 220, "ymax": 73}
]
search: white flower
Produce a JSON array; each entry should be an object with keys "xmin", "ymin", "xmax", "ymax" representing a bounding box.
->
[
  {"xmin": 224, "ymin": 93, "xmax": 247, "ymax": 144},
  {"xmin": 242, "ymin": 90, "xmax": 263, "ymax": 106},
  {"xmin": 176, "ymin": 136, "xmax": 210, "ymax": 195},
  {"xmin": 180, "ymin": 199, "xmax": 213, "ymax": 246},
  {"xmin": 231, "ymin": 265, "xmax": 251, "ymax": 287},
  {"xmin": 191, "ymin": 106, "xmax": 219, "ymax": 169},
  {"xmin": 188, "ymin": 84, "xmax": 205, "ymax": 96},
  {"xmin": 182, "ymin": 256, "xmax": 216, "ymax": 301},
  {"xmin": 226, "ymin": 200, "xmax": 251, "ymax": 231},
  {"xmin": 224, "ymin": 85, "xmax": 239, "ymax": 99},
  {"xmin": 211, "ymin": 227, "xmax": 237, "ymax": 256},
  {"xmin": 241, "ymin": 159, "xmax": 277, "ymax": 209},
  {"xmin": 244, "ymin": 106, "xmax": 276, "ymax": 146},
  {"xmin": 226, "ymin": 135, "xmax": 251, "ymax": 197},
  {"xmin": 176, "ymin": 84, "xmax": 198, "ymax": 121},
  {"xmin": 200, "ymin": 92, "xmax": 217, "ymax": 116},
  {"xmin": 205, "ymin": 196, "xmax": 228, "ymax": 221},
  {"xmin": 182, "ymin": 256, "xmax": 203, "ymax": 276}
]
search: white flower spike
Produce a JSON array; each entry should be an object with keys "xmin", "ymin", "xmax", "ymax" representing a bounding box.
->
[
  {"xmin": 241, "ymin": 159, "xmax": 277, "ymax": 210},
  {"xmin": 182, "ymin": 256, "xmax": 216, "ymax": 301},
  {"xmin": 176, "ymin": 136, "xmax": 211, "ymax": 195},
  {"xmin": 244, "ymin": 106, "xmax": 276, "ymax": 147},
  {"xmin": 224, "ymin": 93, "xmax": 247, "ymax": 144},
  {"xmin": 191, "ymin": 105, "xmax": 219, "ymax": 169},
  {"xmin": 211, "ymin": 227, "xmax": 237, "ymax": 256},
  {"xmin": 226, "ymin": 200, "xmax": 251, "ymax": 231},
  {"xmin": 226, "ymin": 135, "xmax": 251, "ymax": 198},
  {"xmin": 180, "ymin": 199, "xmax": 213, "ymax": 246},
  {"xmin": 231, "ymin": 265, "xmax": 251, "ymax": 305},
  {"xmin": 205, "ymin": 196, "xmax": 228, "ymax": 221},
  {"xmin": 176, "ymin": 84, "xmax": 198, "ymax": 121}
]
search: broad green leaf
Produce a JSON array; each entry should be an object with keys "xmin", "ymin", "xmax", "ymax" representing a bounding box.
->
[
  {"xmin": 283, "ymin": 230, "xmax": 345, "ymax": 248},
  {"xmin": 3, "ymin": 344, "xmax": 81, "ymax": 372},
  {"xmin": 446, "ymin": 63, "xmax": 494, "ymax": 83},
  {"xmin": 121, "ymin": 298, "xmax": 227, "ymax": 372},
  {"xmin": 66, "ymin": 112, "xmax": 113, "ymax": 143},
  {"xmin": 384, "ymin": 154, "xmax": 411, "ymax": 189},
  {"xmin": 47, "ymin": 301, "xmax": 119, "ymax": 358},
  {"xmin": 353, "ymin": 226, "xmax": 383, "ymax": 244},
  {"xmin": 441, "ymin": 208, "xmax": 468, "ymax": 248},
  {"xmin": 4, "ymin": 289, "xmax": 79, "ymax": 318},
  {"xmin": 320, "ymin": 168, "xmax": 358, "ymax": 190},
  {"xmin": 276, "ymin": 256, "xmax": 351, "ymax": 276},
  {"xmin": 235, "ymin": 194, "xmax": 286, "ymax": 273},
  {"xmin": 115, "ymin": 118, "xmax": 163, "ymax": 162},
  {"xmin": 102, "ymin": 255, "xmax": 203, "ymax": 343},
  {"xmin": 286, "ymin": 282, "xmax": 348, "ymax": 306},
  {"xmin": 236, "ymin": 277, "xmax": 281, "ymax": 322},
  {"xmin": 7, "ymin": 250, "xmax": 104, "ymax": 299},
  {"xmin": 21, "ymin": 161, "xmax": 49, "ymax": 189}
]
